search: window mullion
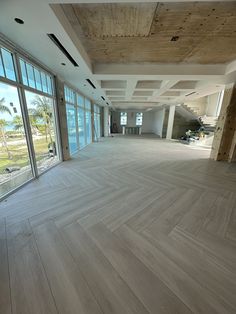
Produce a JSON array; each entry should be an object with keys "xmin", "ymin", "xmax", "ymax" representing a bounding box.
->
[{"xmin": 0, "ymin": 49, "xmax": 6, "ymax": 78}]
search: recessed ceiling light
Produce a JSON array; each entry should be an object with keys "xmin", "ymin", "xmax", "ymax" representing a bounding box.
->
[
  {"xmin": 14, "ymin": 18, "xmax": 24, "ymax": 24},
  {"xmin": 61, "ymin": 62, "xmax": 66, "ymax": 66}
]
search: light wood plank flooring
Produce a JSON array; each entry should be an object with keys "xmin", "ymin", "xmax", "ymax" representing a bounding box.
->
[{"xmin": 0, "ymin": 135, "xmax": 236, "ymax": 314}]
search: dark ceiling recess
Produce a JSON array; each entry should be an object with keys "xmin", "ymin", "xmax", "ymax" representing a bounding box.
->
[
  {"xmin": 185, "ymin": 91, "xmax": 196, "ymax": 97},
  {"xmin": 86, "ymin": 79, "xmax": 96, "ymax": 89},
  {"xmin": 14, "ymin": 18, "xmax": 24, "ymax": 24},
  {"xmin": 106, "ymin": 102, "xmax": 109, "ymax": 106},
  {"xmin": 171, "ymin": 36, "xmax": 179, "ymax": 41},
  {"xmin": 101, "ymin": 96, "xmax": 105, "ymax": 101},
  {"xmin": 47, "ymin": 33, "xmax": 79, "ymax": 67}
]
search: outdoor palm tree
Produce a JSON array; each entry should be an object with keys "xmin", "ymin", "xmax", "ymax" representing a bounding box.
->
[
  {"xmin": 12, "ymin": 115, "xmax": 24, "ymax": 136},
  {"xmin": 30, "ymin": 95, "xmax": 53, "ymax": 143},
  {"xmin": 0, "ymin": 98, "xmax": 12, "ymax": 159},
  {"xmin": 0, "ymin": 97, "xmax": 11, "ymax": 115}
]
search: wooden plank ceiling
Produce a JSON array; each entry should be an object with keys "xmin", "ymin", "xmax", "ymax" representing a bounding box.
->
[{"xmin": 61, "ymin": 2, "xmax": 236, "ymax": 64}]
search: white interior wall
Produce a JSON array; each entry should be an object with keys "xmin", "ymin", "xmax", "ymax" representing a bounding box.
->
[
  {"xmin": 206, "ymin": 92, "xmax": 220, "ymax": 116},
  {"xmin": 153, "ymin": 109, "xmax": 165, "ymax": 137},
  {"xmin": 113, "ymin": 109, "xmax": 166, "ymax": 136},
  {"xmin": 141, "ymin": 112, "xmax": 155, "ymax": 133}
]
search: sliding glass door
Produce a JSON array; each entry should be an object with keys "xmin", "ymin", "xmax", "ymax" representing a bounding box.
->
[
  {"xmin": 0, "ymin": 82, "xmax": 32, "ymax": 197},
  {"xmin": 0, "ymin": 43, "xmax": 61, "ymax": 199},
  {"xmin": 25, "ymin": 91, "xmax": 59, "ymax": 174}
]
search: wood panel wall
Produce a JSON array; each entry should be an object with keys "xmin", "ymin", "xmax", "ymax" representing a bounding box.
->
[{"xmin": 210, "ymin": 85, "xmax": 236, "ymax": 162}]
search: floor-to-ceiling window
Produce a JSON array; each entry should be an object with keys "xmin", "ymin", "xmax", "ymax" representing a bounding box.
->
[
  {"xmin": 24, "ymin": 91, "xmax": 59, "ymax": 174},
  {"xmin": 0, "ymin": 81, "xmax": 33, "ymax": 197},
  {"xmin": 0, "ymin": 43, "xmax": 61, "ymax": 199},
  {"xmin": 85, "ymin": 98, "xmax": 92, "ymax": 145},
  {"xmin": 65, "ymin": 86, "xmax": 78, "ymax": 154},
  {"xmin": 77, "ymin": 94, "xmax": 86, "ymax": 149},
  {"xmin": 65, "ymin": 85, "xmax": 93, "ymax": 152},
  {"xmin": 94, "ymin": 104, "xmax": 101, "ymax": 140}
]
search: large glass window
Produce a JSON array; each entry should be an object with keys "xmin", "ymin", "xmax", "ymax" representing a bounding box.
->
[
  {"xmin": 66, "ymin": 104, "xmax": 78, "ymax": 154},
  {"xmin": 65, "ymin": 87, "xmax": 94, "ymax": 154},
  {"xmin": 77, "ymin": 94, "xmax": 86, "ymax": 149},
  {"xmin": 19, "ymin": 58, "xmax": 53, "ymax": 95},
  {"xmin": 86, "ymin": 110, "xmax": 92, "ymax": 144},
  {"xmin": 136, "ymin": 112, "xmax": 143, "ymax": 126},
  {"xmin": 120, "ymin": 112, "xmax": 127, "ymax": 125},
  {"xmin": 0, "ymin": 47, "xmax": 16, "ymax": 81},
  {"xmin": 0, "ymin": 82, "xmax": 32, "ymax": 198},
  {"xmin": 0, "ymin": 43, "xmax": 60, "ymax": 200},
  {"xmin": 85, "ymin": 98, "xmax": 92, "ymax": 145},
  {"xmin": 25, "ymin": 91, "xmax": 59, "ymax": 174},
  {"xmin": 94, "ymin": 105, "xmax": 101, "ymax": 140},
  {"xmin": 64, "ymin": 86, "xmax": 78, "ymax": 154},
  {"xmin": 78, "ymin": 107, "xmax": 85, "ymax": 148}
]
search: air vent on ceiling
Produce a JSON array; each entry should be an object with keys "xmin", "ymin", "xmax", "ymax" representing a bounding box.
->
[
  {"xmin": 86, "ymin": 79, "xmax": 96, "ymax": 89},
  {"xmin": 47, "ymin": 33, "xmax": 79, "ymax": 67},
  {"xmin": 101, "ymin": 96, "xmax": 105, "ymax": 101},
  {"xmin": 185, "ymin": 91, "xmax": 196, "ymax": 97}
]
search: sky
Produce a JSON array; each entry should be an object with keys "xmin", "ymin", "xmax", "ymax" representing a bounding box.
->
[{"xmin": 0, "ymin": 81, "xmax": 49, "ymax": 122}]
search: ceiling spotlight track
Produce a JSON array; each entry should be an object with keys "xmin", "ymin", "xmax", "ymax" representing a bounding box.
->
[{"xmin": 47, "ymin": 33, "xmax": 79, "ymax": 67}]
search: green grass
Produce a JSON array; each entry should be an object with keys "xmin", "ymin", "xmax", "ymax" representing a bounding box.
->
[{"xmin": 0, "ymin": 137, "xmax": 52, "ymax": 173}]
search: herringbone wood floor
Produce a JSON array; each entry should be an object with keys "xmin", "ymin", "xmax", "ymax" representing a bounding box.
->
[{"xmin": 0, "ymin": 135, "xmax": 236, "ymax": 314}]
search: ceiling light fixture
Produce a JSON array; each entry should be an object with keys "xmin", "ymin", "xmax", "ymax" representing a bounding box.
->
[{"xmin": 14, "ymin": 18, "xmax": 24, "ymax": 24}]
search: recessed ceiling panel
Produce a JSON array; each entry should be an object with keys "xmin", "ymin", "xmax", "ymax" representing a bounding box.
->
[
  {"xmin": 136, "ymin": 80, "xmax": 162, "ymax": 89},
  {"xmin": 59, "ymin": 2, "xmax": 236, "ymax": 64},
  {"xmin": 70, "ymin": 3, "xmax": 157, "ymax": 38},
  {"xmin": 106, "ymin": 90, "xmax": 126, "ymax": 96},
  {"xmin": 162, "ymin": 91, "xmax": 181, "ymax": 96},
  {"xmin": 133, "ymin": 91, "xmax": 153, "ymax": 96},
  {"xmin": 101, "ymin": 80, "xmax": 127, "ymax": 89},
  {"xmin": 171, "ymin": 80, "xmax": 198, "ymax": 89}
]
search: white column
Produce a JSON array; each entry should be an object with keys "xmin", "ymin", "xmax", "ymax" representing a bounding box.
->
[
  {"xmin": 166, "ymin": 105, "xmax": 176, "ymax": 140},
  {"xmin": 103, "ymin": 107, "xmax": 109, "ymax": 137}
]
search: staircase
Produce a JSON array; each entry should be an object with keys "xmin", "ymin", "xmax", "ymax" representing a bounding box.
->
[{"xmin": 180, "ymin": 104, "xmax": 218, "ymax": 132}]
